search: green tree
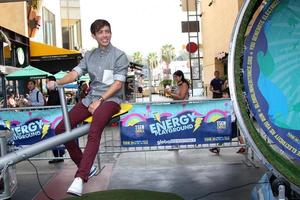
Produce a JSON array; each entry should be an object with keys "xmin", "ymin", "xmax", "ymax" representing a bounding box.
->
[
  {"xmin": 161, "ymin": 44, "xmax": 176, "ymax": 78},
  {"xmin": 147, "ymin": 52, "xmax": 158, "ymax": 71},
  {"xmin": 147, "ymin": 52, "xmax": 159, "ymax": 87},
  {"xmin": 132, "ymin": 51, "xmax": 143, "ymax": 64}
]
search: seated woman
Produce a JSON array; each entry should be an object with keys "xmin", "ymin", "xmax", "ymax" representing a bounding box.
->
[
  {"xmin": 7, "ymin": 93, "xmax": 17, "ymax": 108},
  {"xmin": 164, "ymin": 70, "xmax": 190, "ymax": 100}
]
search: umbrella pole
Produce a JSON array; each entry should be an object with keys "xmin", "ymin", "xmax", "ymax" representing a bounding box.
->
[{"xmin": 39, "ymin": 79, "xmax": 42, "ymax": 93}]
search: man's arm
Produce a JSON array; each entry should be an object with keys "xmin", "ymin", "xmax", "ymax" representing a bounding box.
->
[
  {"xmin": 47, "ymin": 70, "xmax": 79, "ymax": 90},
  {"xmin": 57, "ymin": 70, "xmax": 79, "ymax": 85},
  {"xmin": 102, "ymin": 80, "xmax": 123, "ymax": 100},
  {"xmin": 88, "ymin": 80, "xmax": 123, "ymax": 114},
  {"xmin": 209, "ymin": 84, "xmax": 213, "ymax": 92}
]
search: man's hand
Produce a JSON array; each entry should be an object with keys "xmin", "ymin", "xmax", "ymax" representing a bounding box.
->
[
  {"xmin": 88, "ymin": 100, "xmax": 102, "ymax": 114},
  {"xmin": 47, "ymin": 81, "xmax": 58, "ymax": 90}
]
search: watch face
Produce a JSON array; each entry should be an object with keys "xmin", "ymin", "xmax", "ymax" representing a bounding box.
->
[{"xmin": 17, "ymin": 47, "xmax": 25, "ymax": 65}]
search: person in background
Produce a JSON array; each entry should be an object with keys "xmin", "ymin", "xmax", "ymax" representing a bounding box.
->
[
  {"xmin": 209, "ymin": 71, "xmax": 224, "ymax": 154},
  {"xmin": 222, "ymin": 82, "xmax": 246, "ymax": 154},
  {"xmin": 209, "ymin": 70, "xmax": 223, "ymax": 98},
  {"xmin": 75, "ymin": 81, "xmax": 85, "ymax": 103},
  {"xmin": 7, "ymin": 93, "xmax": 16, "ymax": 108},
  {"xmin": 47, "ymin": 19, "xmax": 129, "ymax": 196},
  {"xmin": 26, "ymin": 80, "xmax": 44, "ymax": 106},
  {"xmin": 46, "ymin": 76, "xmax": 60, "ymax": 106},
  {"xmin": 125, "ymin": 78, "xmax": 134, "ymax": 101},
  {"xmin": 164, "ymin": 70, "xmax": 189, "ymax": 100},
  {"xmin": 17, "ymin": 95, "xmax": 28, "ymax": 107},
  {"xmin": 164, "ymin": 70, "xmax": 190, "ymax": 150},
  {"xmin": 46, "ymin": 75, "xmax": 66, "ymax": 163},
  {"xmin": 209, "ymin": 79, "xmax": 246, "ymax": 154},
  {"xmin": 136, "ymin": 74, "xmax": 144, "ymax": 97},
  {"xmin": 79, "ymin": 82, "xmax": 89, "ymax": 100}
]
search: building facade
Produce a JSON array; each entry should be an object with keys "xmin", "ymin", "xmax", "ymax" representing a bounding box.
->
[
  {"xmin": 181, "ymin": 0, "xmax": 243, "ymax": 97},
  {"xmin": 0, "ymin": 2, "xmax": 30, "ymax": 68},
  {"xmin": 0, "ymin": 2, "xmax": 30, "ymax": 104},
  {"xmin": 0, "ymin": 0, "xmax": 82, "ymax": 106},
  {"xmin": 200, "ymin": 0, "xmax": 243, "ymax": 89},
  {"xmin": 60, "ymin": 0, "xmax": 82, "ymax": 50},
  {"xmin": 30, "ymin": 0, "xmax": 63, "ymax": 47}
]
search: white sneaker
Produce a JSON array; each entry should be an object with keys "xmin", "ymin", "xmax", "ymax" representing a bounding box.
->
[
  {"xmin": 88, "ymin": 165, "xmax": 99, "ymax": 179},
  {"xmin": 67, "ymin": 177, "xmax": 83, "ymax": 196}
]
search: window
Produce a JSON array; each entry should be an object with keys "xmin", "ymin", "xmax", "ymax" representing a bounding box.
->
[
  {"xmin": 42, "ymin": 7, "xmax": 56, "ymax": 45},
  {"xmin": 62, "ymin": 20, "xmax": 81, "ymax": 50}
]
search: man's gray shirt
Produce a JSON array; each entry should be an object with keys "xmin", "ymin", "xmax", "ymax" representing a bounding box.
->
[{"xmin": 73, "ymin": 44, "xmax": 129, "ymax": 107}]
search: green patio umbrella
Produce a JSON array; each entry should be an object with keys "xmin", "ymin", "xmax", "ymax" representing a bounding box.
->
[
  {"xmin": 53, "ymin": 70, "xmax": 67, "ymax": 80},
  {"xmin": 6, "ymin": 65, "xmax": 52, "ymax": 80},
  {"xmin": 79, "ymin": 74, "xmax": 90, "ymax": 82}
]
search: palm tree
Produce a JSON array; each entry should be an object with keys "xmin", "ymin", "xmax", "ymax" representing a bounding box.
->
[
  {"xmin": 161, "ymin": 44, "xmax": 176, "ymax": 79},
  {"xmin": 147, "ymin": 52, "xmax": 158, "ymax": 87},
  {"xmin": 132, "ymin": 51, "xmax": 143, "ymax": 64},
  {"xmin": 147, "ymin": 52, "xmax": 158, "ymax": 71}
]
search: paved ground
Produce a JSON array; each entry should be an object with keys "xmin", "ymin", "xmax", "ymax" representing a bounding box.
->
[
  {"xmin": 108, "ymin": 148, "xmax": 266, "ymax": 200},
  {"xmin": 9, "ymin": 147, "xmax": 266, "ymax": 200}
]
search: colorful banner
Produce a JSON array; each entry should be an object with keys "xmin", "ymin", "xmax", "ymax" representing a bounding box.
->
[
  {"xmin": 0, "ymin": 108, "xmax": 66, "ymax": 146},
  {"xmin": 243, "ymin": 0, "xmax": 300, "ymax": 160},
  {"xmin": 120, "ymin": 100, "xmax": 233, "ymax": 147}
]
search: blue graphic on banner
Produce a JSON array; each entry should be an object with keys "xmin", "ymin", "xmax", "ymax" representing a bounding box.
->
[
  {"xmin": 243, "ymin": 0, "xmax": 300, "ymax": 160},
  {"xmin": 120, "ymin": 100, "xmax": 233, "ymax": 147},
  {"xmin": 0, "ymin": 108, "xmax": 66, "ymax": 146}
]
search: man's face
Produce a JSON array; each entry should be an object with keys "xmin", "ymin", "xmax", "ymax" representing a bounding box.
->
[
  {"xmin": 27, "ymin": 81, "xmax": 35, "ymax": 91},
  {"xmin": 92, "ymin": 26, "xmax": 111, "ymax": 48},
  {"xmin": 214, "ymin": 71, "xmax": 220, "ymax": 78}
]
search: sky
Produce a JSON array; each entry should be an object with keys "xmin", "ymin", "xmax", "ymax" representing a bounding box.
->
[{"xmin": 80, "ymin": 0, "xmax": 188, "ymax": 57}]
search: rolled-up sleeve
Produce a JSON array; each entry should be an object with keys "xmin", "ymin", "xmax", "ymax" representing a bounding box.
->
[
  {"xmin": 73, "ymin": 52, "xmax": 88, "ymax": 76},
  {"xmin": 114, "ymin": 53, "xmax": 129, "ymax": 82}
]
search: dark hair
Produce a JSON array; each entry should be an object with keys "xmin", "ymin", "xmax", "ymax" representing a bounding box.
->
[
  {"xmin": 47, "ymin": 75, "xmax": 56, "ymax": 81},
  {"xmin": 90, "ymin": 19, "xmax": 111, "ymax": 34},
  {"xmin": 173, "ymin": 70, "xmax": 190, "ymax": 88},
  {"xmin": 27, "ymin": 80, "xmax": 36, "ymax": 85}
]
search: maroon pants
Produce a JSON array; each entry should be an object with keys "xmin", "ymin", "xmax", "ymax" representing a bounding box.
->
[{"xmin": 55, "ymin": 101, "xmax": 120, "ymax": 182}]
